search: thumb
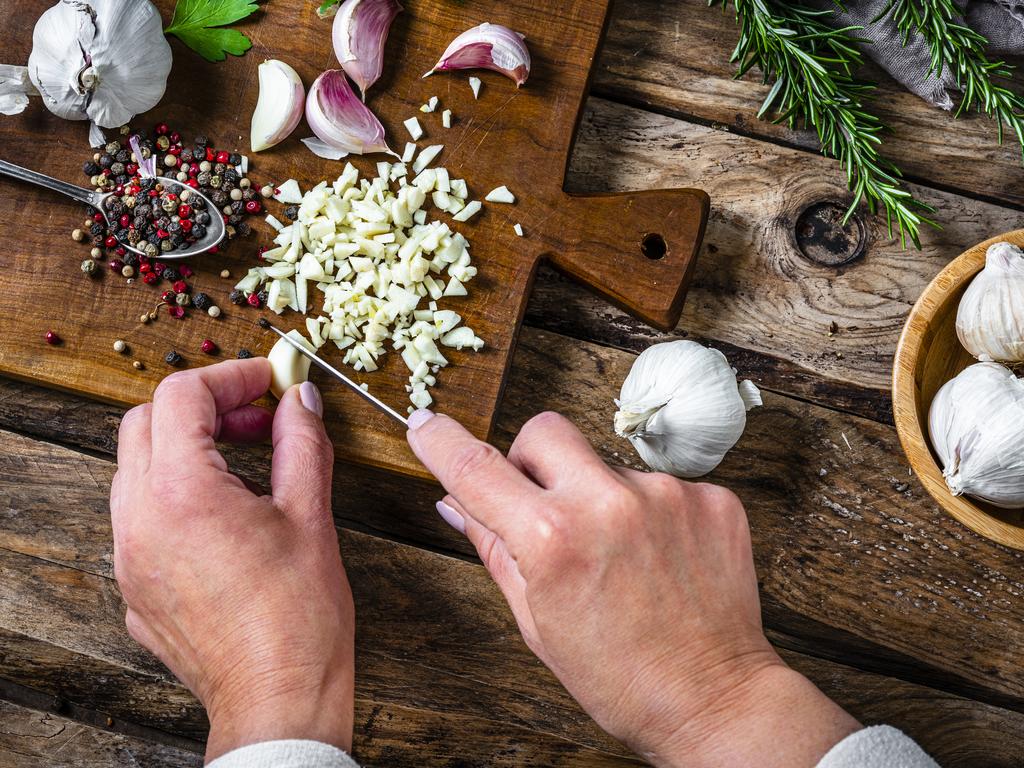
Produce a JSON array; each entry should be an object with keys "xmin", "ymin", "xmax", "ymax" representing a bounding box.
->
[{"xmin": 271, "ymin": 382, "xmax": 334, "ymax": 521}]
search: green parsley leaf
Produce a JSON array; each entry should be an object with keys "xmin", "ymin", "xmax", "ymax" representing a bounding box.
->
[{"xmin": 165, "ymin": 0, "xmax": 260, "ymax": 62}]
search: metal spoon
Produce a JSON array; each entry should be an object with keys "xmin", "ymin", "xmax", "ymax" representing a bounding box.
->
[{"xmin": 0, "ymin": 159, "xmax": 225, "ymax": 260}]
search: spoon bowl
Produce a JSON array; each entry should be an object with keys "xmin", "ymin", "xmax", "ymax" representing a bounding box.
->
[{"xmin": 0, "ymin": 161, "xmax": 225, "ymax": 260}]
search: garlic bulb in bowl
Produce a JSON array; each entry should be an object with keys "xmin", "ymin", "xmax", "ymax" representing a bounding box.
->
[
  {"xmin": 928, "ymin": 362, "xmax": 1024, "ymax": 508},
  {"xmin": 956, "ymin": 241, "xmax": 1024, "ymax": 362},
  {"xmin": 27, "ymin": 0, "xmax": 172, "ymax": 130},
  {"xmin": 614, "ymin": 341, "xmax": 761, "ymax": 478}
]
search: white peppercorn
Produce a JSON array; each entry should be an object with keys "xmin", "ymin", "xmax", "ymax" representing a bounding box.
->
[
  {"xmin": 113, "ymin": 339, "xmax": 127, "ymax": 353},
  {"xmin": 208, "ymin": 305, "xmax": 221, "ymax": 318}
]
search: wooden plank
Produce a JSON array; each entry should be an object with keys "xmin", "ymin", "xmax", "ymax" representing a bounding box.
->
[
  {"xmin": 8, "ymin": 315, "xmax": 1024, "ymax": 713},
  {"xmin": 597, "ymin": 0, "xmax": 1024, "ymax": 210},
  {"xmin": 3, "ymin": 431, "xmax": 1024, "ymax": 765},
  {"xmin": 0, "ymin": 699, "xmax": 200, "ymax": 768},
  {"xmin": 0, "ymin": 0, "xmax": 707, "ymax": 481},
  {"xmin": 547, "ymin": 96, "xmax": 1022, "ymax": 420}
]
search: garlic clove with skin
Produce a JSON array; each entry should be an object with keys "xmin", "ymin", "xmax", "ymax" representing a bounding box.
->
[
  {"xmin": 28, "ymin": 0, "xmax": 172, "ymax": 128},
  {"xmin": 614, "ymin": 341, "xmax": 760, "ymax": 478},
  {"xmin": 304, "ymin": 69, "xmax": 396, "ymax": 159},
  {"xmin": 332, "ymin": 0, "xmax": 403, "ymax": 99},
  {"xmin": 424, "ymin": 23, "xmax": 531, "ymax": 87},
  {"xmin": 251, "ymin": 60, "xmax": 305, "ymax": 152},
  {"xmin": 928, "ymin": 362, "xmax": 1024, "ymax": 508},
  {"xmin": 955, "ymin": 241, "xmax": 1024, "ymax": 363},
  {"xmin": 0, "ymin": 65, "xmax": 37, "ymax": 116}
]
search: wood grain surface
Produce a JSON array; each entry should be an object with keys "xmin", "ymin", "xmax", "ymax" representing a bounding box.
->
[
  {"xmin": 4, "ymin": 0, "xmax": 1024, "ymax": 764},
  {"xmin": 0, "ymin": 0, "xmax": 707, "ymax": 479},
  {"xmin": 3, "ymin": 427, "xmax": 1024, "ymax": 767}
]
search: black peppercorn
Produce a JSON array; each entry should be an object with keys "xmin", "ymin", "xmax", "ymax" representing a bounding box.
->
[
  {"xmin": 91, "ymin": 234, "xmax": 105, "ymax": 247},
  {"xmin": 223, "ymin": 169, "xmax": 240, "ymax": 184},
  {"xmin": 147, "ymin": 232, "xmax": 161, "ymax": 245},
  {"xmin": 192, "ymin": 292, "xmax": 212, "ymax": 311},
  {"xmin": 191, "ymin": 224, "xmax": 207, "ymax": 239},
  {"xmin": 180, "ymin": 148, "xmax": 194, "ymax": 162},
  {"xmin": 115, "ymin": 149, "xmax": 130, "ymax": 163},
  {"xmin": 211, "ymin": 190, "xmax": 227, "ymax": 206},
  {"xmin": 190, "ymin": 196, "xmax": 207, "ymax": 211},
  {"xmin": 114, "ymin": 173, "xmax": 129, "ymax": 186},
  {"xmin": 99, "ymin": 154, "xmax": 113, "ymax": 168},
  {"xmin": 237, "ymin": 348, "xmax": 253, "ymax": 359},
  {"xmin": 161, "ymin": 267, "xmax": 179, "ymax": 282},
  {"xmin": 123, "ymin": 253, "xmax": 139, "ymax": 268},
  {"xmin": 89, "ymin": 223, "xmax": 105, "ymax": 236},
  {"xmin": 195, "ymin": 135, "xmax": 208, "ymax": 147},
  {"xmin": 197, "ymin": 211, "xmax": 211, "ymax": 225},
  {"xmin": 229, "ymin": 289, "xmax": 246, "ymax": 305},
  {"xmin": 237, "ymin": 222, "xmax": 251, "ymax": 236},
  {"xmin": 167, "ymin": 221, "xmax": 182, "ymax": 234},
  {"xmin": 83, "ymin": 161, "xmax": 100, "ymax": 176},
  {"xmin": 228, "ymin": 214, "xmax": 243, "ymax": 227},
  {"xmin": 164, "ymin": 350, "xmax": 184, "ymax": 367},
  {"xmin": 283, "ymin": 205, "xmax": 299, "ymax": 220},
  {"xmin": 228, "ymin": 153, "xmax": 241, "ymax": 165},
  {"xmin": 256, "ymin": 289, "xmax": 269, "ymax": 305},
  {"xmin": 242, "ymin": 188, "xmax": 258, "ymax": 202},
  {"xmin": 135, "ymin": 203, "xmax": 152, "ymax": 218},
  {"xmin": 132, "ymin": 215, "xmax": 147, "ymax": 230},
  {"xmin": 171, "ymin": 234, "xmax": 186, "ymax": 247}
]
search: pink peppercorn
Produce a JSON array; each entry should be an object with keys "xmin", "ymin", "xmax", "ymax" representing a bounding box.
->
[
  {"xmin": 178, "ymin": 204, "xmax": 192, "ymax": 219},
  {"xmin": 179, "ymin": 265, "xmax": 193, "ymax": 278},
  {"xmin": 155, "ymin": 122, "xmax": 169, "ymax": 135},
  {"xmin": 109, "ymin": 259, "xmax": 124, "ymax": 273},
  {"xmin": 168, "ymin": 305, "xmax": 185, "ymax": 319},
  {"xmin": 215, "ymin": 151, "xmax": 229, "ymax": 163},
  {"xmin": 143, "ymin": 272, "xmax": 158, "ymax": 285},
  {"xmin": 45, "ymin": 330, "xmax": 60, "ymax": 345},
  {"xmin": 246, "ymin": 293, "xmax": 261, "ymax": 307},
  {"xmin": 173, "ymin": 280, "xmax": 188, "ymax": 294},
  {"xmin": 104, "ymin": 235, "xmax": 118, "ymax": 248},
  {"xmin": 200, "ymin": 339, "xmax": 218, "ymax": 355},
  {"xmin": 245, "ymin": 200, "xmax": 262, "ymax": 214}
]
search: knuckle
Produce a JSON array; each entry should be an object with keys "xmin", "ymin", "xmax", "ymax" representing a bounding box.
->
[
  {"xmin": 694, "ymin": 482, "xmax": 742, "ymax": 511},
  {"xmin": 119, "ymin": 403, "xmax": 151, "ymax": 432},
  {"xmin": 447, "ymin": 441, "xmax": 503, "ymax": 484},
  {"xmin": 645, "ymin": 471, "xmax": 686, "ymax": 499},
  {"xmin": 153, "ymin": 370, "xmax": 197, "ymax": 401},
  {"xmin": 522, "ymin": 410, "xmax": 568, "ymax": 436}
]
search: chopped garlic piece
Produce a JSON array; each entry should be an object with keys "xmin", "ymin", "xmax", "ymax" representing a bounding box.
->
[
  {"xmin": 485, "ymin": 185, "xmax": 515, "ymax": 204},
  {"xmin": 452, "ymin": 200, "xmax": 482, "ymax": 222},
  {"xmin": 265, "ymin": 213, "xmax": 285, "ymax": 231},
  {"xmin": 401, "ymin": 142, "xmax": 417, "ymax": 163},
  {"xmin": 404, "ymin": 116, "xmax": 424, "ymax": 141},
  {"xmin": 442, "ymin": 109, "xmax": 452, "ymax": 128},
  {"xmin": 469, "ymin": 76, "xmax": 482, "ymax": 99},
  {"xmin": 412, "ymin": 144, "xmax": 444, "ymax": 174},
  {"xmin": 420, "ymin": 96, "xmax": 439, "ymax": 112},
  {"xmin": 273, "ymin": 178, "xmax": 303, "ymax": 204},
  {"xmin": 513, "ymin": 223, "xmax": 524, "ymax": 236}
]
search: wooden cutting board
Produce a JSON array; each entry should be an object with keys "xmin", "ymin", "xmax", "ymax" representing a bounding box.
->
[{"xmin": 0, "ymin": 0, "xmax": 708, "ymax": 478}]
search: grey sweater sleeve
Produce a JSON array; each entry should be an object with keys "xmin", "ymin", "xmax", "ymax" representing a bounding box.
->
[
  {"xmin": 206, "ymin": 740, "xmax": 359, "ymax": 768},
  {"xmin": 205, "ymin": 725, "xmax": 938, "ymax": 768},
  {"xmin": 816, "ymin": 726, "xmax": 940, "ymax": 768}
]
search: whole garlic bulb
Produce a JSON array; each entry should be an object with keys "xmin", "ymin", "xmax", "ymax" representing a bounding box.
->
[
  {"xmin": 613, "ymin": 341, "xmax": 761, "ymax": 478},
  {"xmin": 28, "ymin": 0, "xmax": 172, "ymax": 130},
  {"xmin": 956, "ymin": 241, "xmax": 1024, "ymax": 362},
  {"xmin": 928, "ymin": 362, "xmax": 1024, "ymax": 508}
]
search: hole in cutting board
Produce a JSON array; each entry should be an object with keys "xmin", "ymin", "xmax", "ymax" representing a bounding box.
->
[
  {"xmin": 794, "ymin": 201, "xmax": 867, "ymax": 267},
  {"xmin": 641, "ymin": 233, "xmax": 667, "ymax": 260}
]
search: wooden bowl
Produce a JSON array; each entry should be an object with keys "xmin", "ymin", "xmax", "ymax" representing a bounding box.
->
[{"xmin": 893, "ymin": 230, "xmax": 1024, "ymax": 550}]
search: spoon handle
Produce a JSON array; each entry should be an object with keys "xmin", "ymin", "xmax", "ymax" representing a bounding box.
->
[{"xmin": 0, "ymin": 159, "xmax": 97, "ymax": 207}]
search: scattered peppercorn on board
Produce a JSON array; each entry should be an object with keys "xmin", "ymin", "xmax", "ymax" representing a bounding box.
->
[{"xmin": 0, "ymin": 0, "xmax": 708, "ymax": 478}]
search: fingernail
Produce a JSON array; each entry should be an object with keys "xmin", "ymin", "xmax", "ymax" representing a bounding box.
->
[
  {"xmin": 407, "ymin": 409, "xmax": 435, "ymax": 431},
  {"xmin": 299, "ymin": 381, "xmax": 323, "ymax": 417},
  {"xmin": 436, "ymin": 500, "xmax": 466, "ymax": 534}
]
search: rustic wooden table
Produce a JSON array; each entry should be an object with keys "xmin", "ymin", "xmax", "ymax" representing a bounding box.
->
[{"xmin": 3, "ymin": 1, "xmax": 1024, "ymax": 765}]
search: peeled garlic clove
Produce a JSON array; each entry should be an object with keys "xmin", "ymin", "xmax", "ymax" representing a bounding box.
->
[
  {"xmin": 29, "ymin": 0, "xmax": 172, "ymax": 128},
  {"xmin": 928, "ymin": 362, "xmax": 1024, "ymax": 508},
  {"xmin": 251, "ymin": 60, "xmax": 305, "ymax": 152},
  {"xmin": 955, "ymin": 241, "xmax": 1024, "ymax": 363},
  {"xmin": 424, "ymin": 23, "xmax": 531, "ymax": 87},
  {"xmin": 304, "ymin": 69, "xmax": 395, "ymax": 158},
  {"xmin": 268, "ymin": 330, "xmax": 316, "ymax": 399},
  {"xmin": 613, "ymin": 341, "xmax": 760, "ymax": 478},
  {"xmin": 333, "ymin": 0, "xmax": 403, "ymax": 99}
]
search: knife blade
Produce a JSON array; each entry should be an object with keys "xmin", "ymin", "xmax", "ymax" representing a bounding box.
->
[{"xmin": 260, "ymin": 318, "xmax": 409, "ymax": 427}]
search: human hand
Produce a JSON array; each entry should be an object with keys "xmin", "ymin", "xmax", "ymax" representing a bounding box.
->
[
  {"xmin": 110, "ymin": 359, "xmax": 354, "ymax": 762},
  {"xmin": 407, "ymin": 410, "xmax": 859, "ymax": 768}
]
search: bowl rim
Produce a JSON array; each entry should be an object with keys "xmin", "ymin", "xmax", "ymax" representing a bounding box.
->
[{"xmin": 892, "ymin": 229, "xmax": 1024, "ymax": 550}]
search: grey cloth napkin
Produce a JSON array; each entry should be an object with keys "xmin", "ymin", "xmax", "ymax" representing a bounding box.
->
[{"xmin": 816, "ymin": 0, "xmax": 1024, "ymax": 109}]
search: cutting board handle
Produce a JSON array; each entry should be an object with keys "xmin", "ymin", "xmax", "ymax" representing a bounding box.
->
[{"xmin": 545, "ymin": 189, "xmax": 709, "ymax": 331}]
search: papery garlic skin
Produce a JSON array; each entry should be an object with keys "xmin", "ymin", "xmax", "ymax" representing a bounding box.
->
[
  {"xmin": 929, "ymin": 362, "xmax": 1024, "ymax": 508},
  {"xmin": 333, "ymin": 0, "xmax": 403, "ymax": 99},
  {"xmin": 0, "ymin": 65, "xmax": 36, "ymax": 116},
  {"xmin": 425, "ymin": 23, "xmax": 530, "ymax": 86},
  {"xmin": 304, "ymin": 69, "xmax": 394, "ymax": 159},
  {"xmin": 956, "ymin": 241, "xmax": 1024, "ymax": 363},
  {"xmin": 251, "ymin": 60, "xmax": 305, "ymax": 152},
  {"xmin": 28, "ymin": 0, "xmax": 171, "ymax": 128},
  {"xmin": 614, "ymin": 341, "xmax": 761, "ymax": 478}
]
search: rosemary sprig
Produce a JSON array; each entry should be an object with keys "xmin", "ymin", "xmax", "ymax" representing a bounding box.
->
[
  {"xmin": 875, "ymin": 0, "xmax": 1024, "ymax": 151},
  {"xmin": 712, "ymin": 0, "xmax": 936, "ymax": 248}
]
